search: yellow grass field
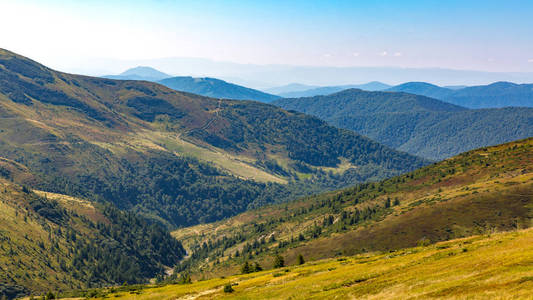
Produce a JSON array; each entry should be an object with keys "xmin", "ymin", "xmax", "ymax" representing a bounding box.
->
[{"xmin": 90, "ymin": 228, "xmax": 533, "ymax": 300}]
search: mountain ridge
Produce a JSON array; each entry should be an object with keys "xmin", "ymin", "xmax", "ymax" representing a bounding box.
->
[
  {"xmin": 387, "ymin": 81, "xmax": 533, "ymax": 108},
  {"xmin": 273, "ymin": 89, "xmax": 533, "ymax": 159},
  {"xmin": 158, "ymin": 76, "xmax": 280, "ymax": 102}
]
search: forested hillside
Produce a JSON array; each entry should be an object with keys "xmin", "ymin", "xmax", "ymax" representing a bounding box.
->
[
  {"xmin": 0, "ymin": 49, "xmax": 425, "ymax": 228},
  {"xmin": 0, "ymin": 176, "xmax": 184, "ymax": 299},
  {"xmin": 274, "ymin": 89, "xmax": 533, "ymax": 159}
]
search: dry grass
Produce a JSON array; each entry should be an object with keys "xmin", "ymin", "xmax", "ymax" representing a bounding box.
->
[{"xmin": 97, "ymin": 228, "xmax": 533, "ymax": 299}]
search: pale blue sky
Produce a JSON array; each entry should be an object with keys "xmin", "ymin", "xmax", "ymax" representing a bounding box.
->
[{"xmin": 1, "ymin": 0, "xmax": 532, "ymax": 73}]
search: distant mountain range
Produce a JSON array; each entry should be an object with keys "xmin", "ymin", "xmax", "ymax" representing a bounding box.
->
[
  {"xmin": 104, "ymin": 67, "xmax": 280, "ymax": 102},
  {"xmin": 274, "ymin": 89, "xmax": 533, "ymax": 160},
  {"xmin": 272, "ymin": 81, "xmax": 391, "ymax": 98},
  {"xmin": 103, "ymin": 67, "xmax": 532, "ymax": 107},
  {"xmin": 387, "ymin": 81, "xmax": 533, "ymax": 108},
  {"xmin": 158, "ymin": 76, "xmax": 280, "ymax": 102},
  {"xmin": 76, "ymin": 55, "xmax": 533, "ymax": 89}
]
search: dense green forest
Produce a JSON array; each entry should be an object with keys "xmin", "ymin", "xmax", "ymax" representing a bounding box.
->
[{"xmin": 274, "ymin": 89, "xmax": 533, "ymax": 159}]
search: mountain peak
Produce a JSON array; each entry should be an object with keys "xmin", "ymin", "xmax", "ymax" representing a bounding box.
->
[{"xmin": 119, "ymin": 66, "xmax": 170, "ymax": 80}]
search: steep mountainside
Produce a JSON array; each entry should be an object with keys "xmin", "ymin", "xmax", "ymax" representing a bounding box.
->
[
  {"xmin": 0, "ymin": 177, "xmax": 184, "ymax": 299},
  {"xmin": 274, "ymin": 89, "xmax": 533, "ymax": 159},
  {"xmin": 388, "ymin": 81, "xmax": 533, "ymax": 108},
  {"xmin": 0, "ymin": 49, "xmax": 425, "ymax": 227},
  {"xmin": 104, "ymin": 66, "xmax": 171, "ymax": 81},
  {"xmin": 278, "ymin": 81, "xmax": 391, "ymax": 97},
  {"xmin": 171, "ymin": 138, "xmax": 533, "ymax": 279},
  {"xmin": 158, "ymin": 76, "xmax": 280, "ymax": 102}
]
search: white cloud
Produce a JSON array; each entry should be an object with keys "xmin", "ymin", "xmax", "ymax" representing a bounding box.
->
[
  {"xmin": 393, "ymin": 52, "xmax": 402, "ymax": 57},
  {"xmin": 352, "ymin": 52, "xmax": 360, "ymax": 57},
  {"xmin": 379, "ymin": 51, "xmax": 388, "ymax": 56},
  {"xmin": 323, "ymin": 53, "xmax": 332, "ymax": 58},
  {"xmin": 528, "ymin": 59, "xmax": 533, "ymax": 63}
]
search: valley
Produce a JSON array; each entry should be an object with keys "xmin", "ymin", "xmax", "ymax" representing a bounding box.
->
[
  {"xmin": 1, "ymin": 2, "xmax": 533, "ymax": 298},
  {"xmin": 0, "ymin": 49, "xmax": 424, "ymax": 228}
]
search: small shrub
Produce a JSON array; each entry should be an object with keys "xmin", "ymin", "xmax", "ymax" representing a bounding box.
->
[
  {"xmin": 273, "ymin": 254, "xmax": 285, "ymax": 268},
  {"xmin": 223, "ymin": 283, "xmax": 234, "ymax": 293},
  {"xmin": 241, "ymin": 261, "xmax": 251, "ymax": 274},
  {"xmin": 253, "ymin": 262, "xmax": 262, "ymax": 272},
  {"xmin": 297, "ymin": 254, "xmax": 305, "ymax": 265}
]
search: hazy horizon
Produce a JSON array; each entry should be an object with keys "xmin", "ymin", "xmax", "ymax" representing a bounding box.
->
[{"xmin": 2, "ymin": 0, "xmax": 533, "ymax": 88}]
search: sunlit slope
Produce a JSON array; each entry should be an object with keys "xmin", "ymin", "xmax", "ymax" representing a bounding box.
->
[
  {"xmin": 93, "ymin": 228, "xmax": 533, "ymax": 299},
  {"xmin": 0, "ymin": 48, "xmax": 425, "ymax": 227},
  {"xmin": 172, "ymin": 138, "xmax": 533, "ymax": 277}
]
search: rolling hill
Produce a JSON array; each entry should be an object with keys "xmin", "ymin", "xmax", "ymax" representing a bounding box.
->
[
  {"xmin": 387, "ymin": 81, "xmax": 533, "ymax": 108},
  {"xmin": 0, "ymin": 48, "xmax": 425, "ymax": 228},
  {"xmin": 104, "ymin": 66, "xmax": 171, "ymax": 81},
  {"xmin": 276, "ymin": 81, "xmax": 391, "ymax": 98},
  {"xmin": 170, "ymin": 137, "xmax": 533, "ymax": 281},
  {"xmin": 158, "ymin": 76, "xmax": 280, "ymax": 102},
  {"xmin": 386, "ymin": 81, "xmax": 454, "ymax": 99},
  {"xmin": 273, "ymin": 89, "xmax": 533, "ymax": 160}
]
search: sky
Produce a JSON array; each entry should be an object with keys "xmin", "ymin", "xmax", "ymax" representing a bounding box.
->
[{"xmin": 1, "ymin": 0, "xmax": 533, "ymax": 81}]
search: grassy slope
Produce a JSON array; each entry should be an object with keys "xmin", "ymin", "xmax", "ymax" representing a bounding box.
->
[
  {"xmin": 88, "ymin": 228, "xmax": 533, "ymax": 299},
  {"xmin": 172, "ymin": 138, "xmax": 533, "ymax": 277}
]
